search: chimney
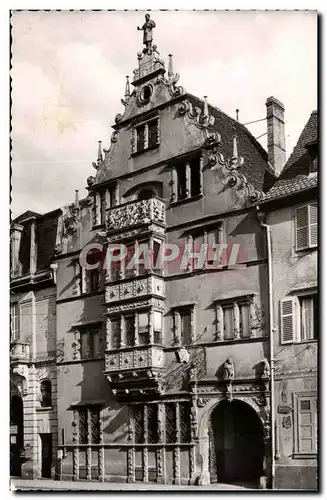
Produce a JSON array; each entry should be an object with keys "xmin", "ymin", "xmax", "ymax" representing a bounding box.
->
[{"xmin": 266, "ymin": 96, "xmax": 286, "ymax": 176}]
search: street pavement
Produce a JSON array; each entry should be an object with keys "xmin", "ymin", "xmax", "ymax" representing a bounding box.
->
[{"xmin": 10, "ymin": 478, "xmax": 251, "ymax": 491}]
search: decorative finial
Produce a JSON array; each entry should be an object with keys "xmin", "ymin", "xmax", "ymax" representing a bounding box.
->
[
  {"xmin": 232, "ymin": 136, "xmax": 238, "ymax": 158},
  {"xmin": 124, "ymin": 76, "xmax": 130, "ymax": 101},
  {"xmin": 203, "ymin": 96, "xmax": 209, "ymax": 118},
  {"xmin": 236, "ymin": 109, "xmax": 239, "ymax": 121},
  {"xmin": 74, "ymin": 190, "xmax": 79, "ymax": 208},
  {"xmin": 137, "ymin": 13, "xmax": 156, "ymax": 54},
  {"xmin": 168, "ymin": 54, "xmax": 174, "ymax": 78},
  {"xmin": 97, "ymin": 140, "xmax": 103, "ymax": 163}
]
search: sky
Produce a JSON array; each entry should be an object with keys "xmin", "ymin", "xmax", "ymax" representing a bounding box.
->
[{"xmin": 10, "ymin": 10, "xmax": 317, "ymax": 218}]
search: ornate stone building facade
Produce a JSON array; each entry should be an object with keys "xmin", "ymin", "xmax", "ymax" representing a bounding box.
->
[
  {"xmin": 10, "ymin": 17, "xmax": 318, "ymax": 490},
  {"xmin": 10, "ymin": 209, "xmax": 60, "ymax": 479}
]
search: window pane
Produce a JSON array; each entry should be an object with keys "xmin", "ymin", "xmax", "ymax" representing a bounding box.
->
[
  {"xmin": 11, "ymin": 303, "xmax": 20, "ymax": 340},
  {"xmin": 134, "ymin": 406, "xmax": 144, "ymax": 444},
  {"xmin": 100, "ymin": 191, "xmax": 106, "ymax": 225},
  {"xmin": 90, "ymin": 409, "xmax": 100, "ymax": 444},
  {"xmin": 300, "ymin": 438, "xmax": 313, "ymax": 453},
  {"xmin": 165, "ymin": 403, "xmax": 176, "ymax": 443},
  {"xmin": 300, "ymin": 413, "xmax": 312, "ymax": 425},
  {"xmin": 177, "ymin": 166, "xmax": 186, "ymax": 200},
  {"xmin": 125, "ymin": 316, "xmax": 135, "ymax": 347},
  {"xmin": 138, "ymin": 313, "xmax": 149, "ymax": 345},
  {"xmin": 154, "ymin": 311, "xmax": 162, "ymax": 344},
  {"xmin": 148, "ymin": 120, "xmax": 158, "ymax": 148},
  {"xmin": 300, "ymin": 297, "xmax": 314, "ymax": 341},
  {"xmin": 300, "ymin": 400, "xmax": 311, "ymax": 410},
  {"xmin": 125, "ymin": 244, "xmax": 135, "ymax": 278},
  {"xmin": 181, "ymin": 311, "xmax": 191, "ymax": 345},
  {"xmin": 111, "ymin": 318, "xmax": 121, "ymax": 349},
  {"xmin": 223, "ymin": 307, "xmax": 234, "ymax": 339},
  {"xmin": 153, "ymin": 241, "xmax": 162, "ymax": 274},
  {"xmin": 240, "ymin": 304, "xmax": 250, "ymax": 338},
  {"xmin": 180, "ymin": 403, "xmax": 191, "ymax": 443},
  {"xmin": 79, "ymin": 409, "xmax": 88, "ymax": 444},
  {"xmin": 81, "ymin": 333, "xmax": 90, "ymax": 359},
  {"xmin": 190, "ymin": 158, "xmax": 201, "ymax": 197},
  {"xmin": 90, "ymin": 329, "xmax": 100, "ymax": 357},
  {"xmin": 40, "ymin": 380, "xmax": 52, "ymax": 407},
  {"xmin": 137, "ymin": 126, "xmax": 145, "ymax": 152},
  {"xmin": 147, "ymin": 405, "xmax": 158, "ymax": 444}
]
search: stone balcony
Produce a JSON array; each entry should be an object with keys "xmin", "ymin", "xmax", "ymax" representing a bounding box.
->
[
  {"xmin": 104, "ymin": 346, "xmax": 165, "ymax": 400},
  {"xmin": 105, "ymin": 275, "xmax": 165, "ymax": 303},
  {"xmin": 10, "ymin": 341, "xmax": 30, "ymax": 364},
  {"xmin": 106, "ymin": 197, "xmax": 166, "ymax": 233}
]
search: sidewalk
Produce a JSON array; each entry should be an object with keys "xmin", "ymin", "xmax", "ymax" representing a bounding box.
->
[{"xmin": 10, "ymin": 478, "xmax": 249, "ymax": 491}]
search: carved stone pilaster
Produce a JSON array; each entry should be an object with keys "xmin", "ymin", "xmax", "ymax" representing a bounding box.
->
[
  {"xmin": 197, "ymin": 433, "xmax": 210, "ymax": 486},
  {"xmin": 142, "ymin": 447, "xmax": 149, "ymax": 483},
  {"xmin": 173, "ymin": 447, "xmax": 181, "ymax": 485},
  {"xmin": 99, "ymin": 447, "xmax": 104, "ymax": 482},
  {"xmin": 73, "ymin": 446, "xmax": 79, "ymax": 481},
  {"xmin": 127, "ymin": 447, "xmax": 135, "ymax": 483}
]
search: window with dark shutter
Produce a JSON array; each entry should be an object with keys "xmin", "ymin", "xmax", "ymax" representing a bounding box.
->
[{"xmin": 180, "ymin": 310, "xmax": 192, "ymax": 345}]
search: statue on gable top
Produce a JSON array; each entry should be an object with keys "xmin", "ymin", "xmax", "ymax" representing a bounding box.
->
[{"xmin": 137, "ymin": 14, "xmax": 156, "ymax": 54}]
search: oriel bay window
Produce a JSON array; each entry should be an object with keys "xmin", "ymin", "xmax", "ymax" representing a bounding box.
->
[
  {"xmin": 108, "ymin": 310, "xmax": 163, "ymax": 349},
  {"xmin": 80, "ymin": 325, "xmax": 103, "ymax": 359},
  {"xmin": 215, "ymin": 296, "xmax": 256, "ymax": 341}
]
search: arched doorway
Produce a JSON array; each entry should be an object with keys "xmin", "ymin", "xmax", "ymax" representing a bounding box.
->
[
  {"xmin": 209, "ymin": 399, "xmax": 264, "ymax": 485},
  {"xmin": 10, "ymin": 395, "xmax": 24, "ymax": 477}
]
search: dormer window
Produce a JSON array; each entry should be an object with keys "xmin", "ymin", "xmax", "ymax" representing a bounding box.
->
[{"xmin": 132, "ymin": 116, "xmax": 160, "ymax": 155}]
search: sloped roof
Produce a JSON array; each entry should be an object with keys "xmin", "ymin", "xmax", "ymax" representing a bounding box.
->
[
  {"xmin": 280, "ymin": 110, "xmax": 318, "ymax": 179},
  {"xmin": 12, "ymin": 210, "xmax": 41, "ymax": 223},
  {"xmin": 261, "ymin": 110, "xmax": 318, "ymax": 203},
  {"xmin": 260, "ymin": 174, "xmax": 317, "ymax": 202},
  {"xmin": 188, "ymin": 94, "xmax": 274, "ymax": 193}
]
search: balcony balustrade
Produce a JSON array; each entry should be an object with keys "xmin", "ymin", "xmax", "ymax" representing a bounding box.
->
[
  {"xmin": 105, "ymin": 275, "xmax": 165, "ymax": 303},
  {"xmin": 10, "ymin": 341, "xmax": 30, "ymax": 363},
  {"xmin": 105, "ymin": 346, "xmax": 164, "ymax": 373},
  {"xmin": 106, "ymin": 197, "xmax": 166, "ymax": 232}
]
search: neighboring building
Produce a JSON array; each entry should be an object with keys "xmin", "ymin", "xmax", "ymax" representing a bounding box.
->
[
  {"xmin": 259, "ymin": 110, "xmax": 318, "ymax": 490},
  {"xmin": 53, "ymin": 21, "xmax": 277, "ymax": 487},
  {"xmin": 10, "ymin": 210, "xmax": 60, "ymax": 479},
  {"xmin": 10, "ymin": 17, "xmax": 318, "ymax": 491}
]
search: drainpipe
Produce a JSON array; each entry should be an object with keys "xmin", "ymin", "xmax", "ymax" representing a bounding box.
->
[{"xmin": 256, "ymin": 207, "xmax": 275, "ymax": 490}]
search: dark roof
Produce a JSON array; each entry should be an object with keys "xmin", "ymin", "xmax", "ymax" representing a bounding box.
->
[
  {"xmin": 13, "ymin": 209, "xmax": 60, "ymax": 276},
  {"xmin": 261, "ymin": 110, "xmax": 318, "ymax": 203},
  {"xmin": 188, "ymin": 94, "xmax": 273, "ymax": 193},
  {"xmin": 13, "ymin": 210, "xmax": 41, "ymax": 223},
  {"xmin": 280, "ymin": 110, "xmax": 318, "ymax": 179},
  {"xmin": 260, "ymin": 174, "xmax": 317, "ymax": 202}
]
